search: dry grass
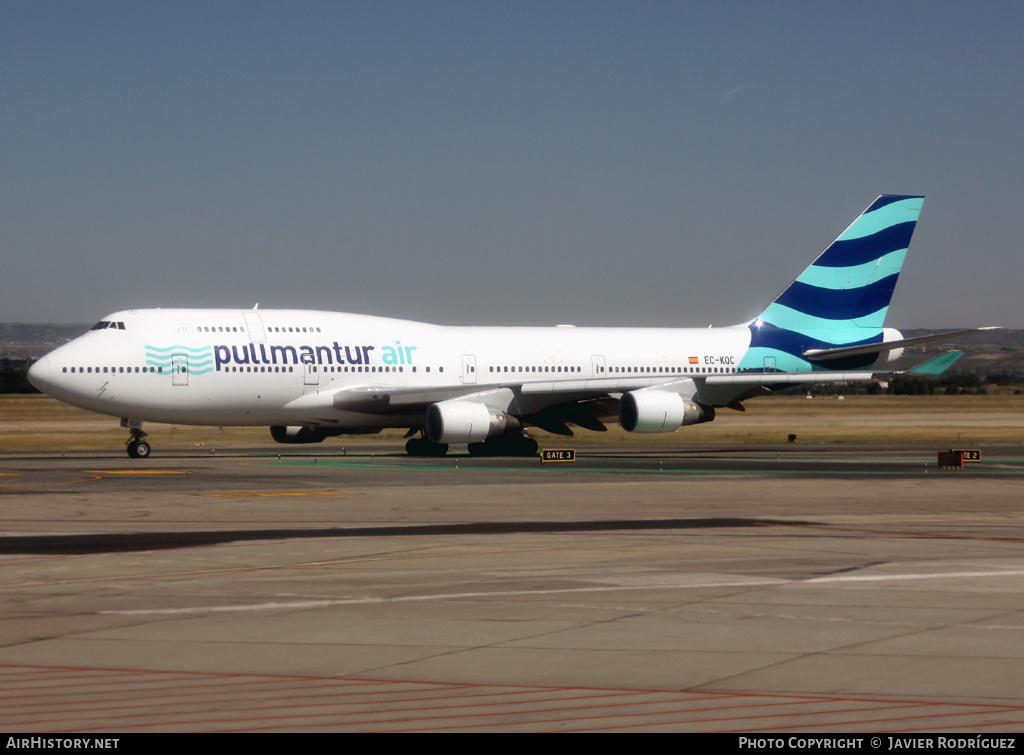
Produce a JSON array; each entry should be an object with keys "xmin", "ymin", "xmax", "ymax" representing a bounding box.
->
[
  {"xmin": 0, "ymin": 395, "xmax": 272, "ymax": 453},
  {"xmin": 1, "ymin": 393, "xmax": 1022, "ymax": 453}
]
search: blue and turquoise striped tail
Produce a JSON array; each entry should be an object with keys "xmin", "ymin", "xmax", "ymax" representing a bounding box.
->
[{"xmin": 738, "ymin": 195, "xmax": 924, "ymax": 373}]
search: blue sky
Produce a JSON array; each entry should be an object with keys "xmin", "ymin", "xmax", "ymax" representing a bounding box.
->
[{"xmin": 3, "ymin": 1, "xmax": 1021, "ymax": 327}]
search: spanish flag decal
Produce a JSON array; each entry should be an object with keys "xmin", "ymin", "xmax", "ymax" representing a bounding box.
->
[{"xmin": 688, "ymin": 356, "xmax": 699, "ymax": 364}]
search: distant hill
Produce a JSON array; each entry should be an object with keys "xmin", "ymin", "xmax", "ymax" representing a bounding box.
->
[
  {"xmin": 901, "ymin": 328, "xmax": 1024, "ymax": 376},
  {"xmin": 0, "ymin": 324, "xmax": 90, "ymax": 365}
]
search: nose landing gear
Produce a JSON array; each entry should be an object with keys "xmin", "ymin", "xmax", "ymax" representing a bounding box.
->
[{"xmin": 125, "ymin": 424, "xmax": 151, "ymax": 459}]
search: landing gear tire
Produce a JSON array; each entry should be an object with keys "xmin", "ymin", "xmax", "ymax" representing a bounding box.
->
[
  {"xmin": 405, "ymin": 437, "xmax": 449, "ymax": 457},
  {"xmin": 125, "ymin": 426, "xmax": 151, "ymax": 459}
]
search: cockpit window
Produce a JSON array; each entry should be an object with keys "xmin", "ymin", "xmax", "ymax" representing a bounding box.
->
[{"xmin": 90, "ymin": 321, "xmax": 126, "ymax": 330}]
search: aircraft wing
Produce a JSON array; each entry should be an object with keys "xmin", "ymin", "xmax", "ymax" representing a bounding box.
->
[
  {"xmin": 319, "ymin": 360, "xmax": 950, "ymax": 412},
  {"xmin": 295, "ymin": 351, "xmax": 964, "ymax": 434},
  {"xmin": 307, "ymin": 370, "xmax": 868, "ymax": 422},
  {"xmin": 325, "ymin": 376, "xmax": 675, "ymax": 416}
]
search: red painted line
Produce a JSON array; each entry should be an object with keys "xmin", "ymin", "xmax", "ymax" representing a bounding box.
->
[
  {"xmin": 893, "ymin": 718, "xmax": 1024, "ymax": 732},
  {"xmin": 701, "ymin": 688, "xmax": 1024, "ymax": 712},
  {"xmin": 10, "ymin": 685, "xmax": 725, "ymax": 732},
  {"xmin": 12, "ymin": 689, "xmax": 661, "ymax": 730},
  {"xmin": 738, "ymin": 706, "xmax": 1024, "ymax": 733},
  {"xmin": 148, "ymin": 692, "xmax": 860, "ymax": 733},
  {"xmin": 372, "ymin": 701, "xmax": 925, "ymax": 734},
  {"xmin": 4, "ymin": 664, "xmax": 1022, "ymax": 733},
  {"xmin": 387, "ymin": 703, "xmax": 929, "ymax": 733}
]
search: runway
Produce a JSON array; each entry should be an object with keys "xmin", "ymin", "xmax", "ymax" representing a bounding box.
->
[{"xmin": 2, "ymin": 445, "xmax": 1024, "ymax": 731}]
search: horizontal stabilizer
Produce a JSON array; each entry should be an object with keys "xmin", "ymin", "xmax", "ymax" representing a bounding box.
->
[
  {"xmin": 803, "ymin": 327, "xmax": 999, "ymax": 362},
  {"xmin": 905, "ymin": 351, "xmax": 963, "ymax": 376}
]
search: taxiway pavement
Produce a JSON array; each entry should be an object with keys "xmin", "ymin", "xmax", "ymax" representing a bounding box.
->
[{"xmin": 2, "ymin": 445, "xmax": 1023, "ymax": 732}]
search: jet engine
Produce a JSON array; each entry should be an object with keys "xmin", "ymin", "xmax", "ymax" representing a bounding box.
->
[
  {"xmin": 619, "ymin": 390, "xmax": 715, "ymax": 433},
  {"xmin": 425, "ymin": 401, "xmax": 514, "ymax": 444},
  {"xmin": 269, "ymin": 425, "xmax": 328, "ymax": 444},
  {"xmin": 878, "ymin": 328, "xmax": 905, "ymax": 366}
]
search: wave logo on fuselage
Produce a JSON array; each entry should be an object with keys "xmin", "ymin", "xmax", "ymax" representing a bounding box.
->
[{"xmin": 145, "ymin": 345, "xmax": 215, "ymax": 375}]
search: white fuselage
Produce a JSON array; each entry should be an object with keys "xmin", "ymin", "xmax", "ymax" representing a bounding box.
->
[{"xmin": 29, "ymin": 308, "xmax": 753, "ymax": 429}]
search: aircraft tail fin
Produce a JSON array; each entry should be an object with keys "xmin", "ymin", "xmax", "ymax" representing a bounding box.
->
[{"xmin": 740, "ymin": 195, "xmax": 925, "ymax": 373}]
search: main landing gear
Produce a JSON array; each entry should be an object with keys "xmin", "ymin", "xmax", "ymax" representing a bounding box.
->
[
  {"xmin": 405, "ymin": 431, "xmax": 538, "ymax": 458},
  {"xmin": 125, "ymin": 425, "xmax": 151, "ymax": 459}
]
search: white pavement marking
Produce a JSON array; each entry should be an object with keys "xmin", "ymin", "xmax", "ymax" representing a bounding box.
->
[{"xmin": 103, "ymin": 568, "xmax": 1024, "ymax": 616}]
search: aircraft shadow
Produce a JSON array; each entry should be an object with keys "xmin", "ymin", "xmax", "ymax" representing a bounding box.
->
[{"xmin": 0, "ymin": 518, "xmax": 815, "ymax": 555}]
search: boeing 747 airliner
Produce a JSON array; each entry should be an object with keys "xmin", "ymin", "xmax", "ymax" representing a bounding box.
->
[{"xmin": 27, "ymin": 195, "xmax": 990, "ymax": 458}]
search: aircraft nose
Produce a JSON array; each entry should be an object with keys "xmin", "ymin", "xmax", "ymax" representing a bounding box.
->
[{"xmin": 28, "ymin": 356, "xmax": 50, "ymax": 394}]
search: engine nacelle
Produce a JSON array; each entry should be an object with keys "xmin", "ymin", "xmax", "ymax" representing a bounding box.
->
[
  {"xmin": 878, "ymin": 327, "xmax": 905, "ymax": 366},
  {"xmin": 425, "ymin": 401, "xmax": 510, "ymax": 444},
  {"xmin": 619, "ymin": 390, "xmax": 715, "ymax": 433},
  {"xmin": 270, "ymin": 425, "xmax": 328, "ymax": 444}
]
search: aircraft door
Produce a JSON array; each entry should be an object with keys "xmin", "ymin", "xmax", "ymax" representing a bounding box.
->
[
  {"xmin": 304, "ymin": 362, "xmax": 320, "ymax": 386},
  {"xmin": 172, "ymin": 353, "xmax": 189, "ymax": 386},
  {"xmin": 763, "ymin": 356, "xmax": 777, "ymax": 372},
  {"xmin": 462, "ymin": 355, "xmax": 477, "ymax": 385},
  {"xmin": 591, "ymin": 354, "xmax": 606, "ymax": 377},
  {"xmin": 242, "ymin": 311, "xmax": 266, "ymax": 343}
]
